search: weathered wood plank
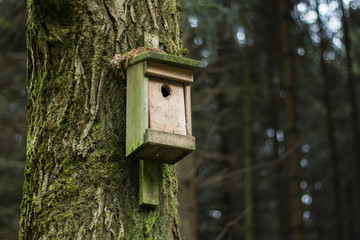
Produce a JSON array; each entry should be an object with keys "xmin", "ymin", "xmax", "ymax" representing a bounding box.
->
[
  {"xmin": 184, "ymin": 84, "xmax": 192, "ymax": 135},
  {"xmin": 130, "ymin": 129, "xmax": 195, "ymax": 164},
  {"xmin": 148, "ymin": 77, "xmax": 187, "ymax": 135},
  {"xmin": 139, "ymin": 159, "xmax": 159, "ymax": 207},
  {"xmin": 129, "ymin": 51, "xmax": 202, "ymax": 69},
  {"xmin": 145, "ymin": 129, "xmax": 195, "ymax": 148},
  {"xmin": 145, "ymin": 61, "xmax": 194, "ymax": 83},
  {"xmin": 126, "ymin": 62, "xmax": 149, "ymax": 157}
]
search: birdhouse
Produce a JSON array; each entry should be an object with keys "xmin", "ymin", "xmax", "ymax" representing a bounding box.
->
[{"xmin": 126, "ymin": 51, "xmax": 201, "ymax": 164}]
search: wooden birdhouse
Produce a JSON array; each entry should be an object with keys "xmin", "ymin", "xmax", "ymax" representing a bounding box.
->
[{"xmin": 126, "ymin": 51, "xmax": 201, "ymax": 164}]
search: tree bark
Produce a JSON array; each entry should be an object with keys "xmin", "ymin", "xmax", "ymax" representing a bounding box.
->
[
  {"xmin": 240, "ymin": 2, "xmax": 254, "ymax": 240},
  {"xmin": 338, "ymin": 2, "xmax": 360, "ymax": 238},
  {"xmin": 267, "ymin": 43, "xmax": 288, "ymax": 240},
  {"xmin": 315, "ymin": 1, "xmax": 343, "ymax": 239},
  {"xmin": 339, "ymin": 0, "xmax": 360, "ymax": 167},
  {"xmin": 278, "ymin": 0, "xmax": 304, "ymax": 239},
  {"xmin": 178, "ymin": 154, "xmax": 197, "ymax": 240},
  {"xmin": 19, "ymin": 0, "xmax": 184, "ymax": 239}
]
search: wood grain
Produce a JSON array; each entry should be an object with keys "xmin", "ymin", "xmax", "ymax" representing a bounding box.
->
[
  {"xmin": 148, "ymin": 77, "xmax": 187, "ymax": 135},
  {"xmin": 126, "ymin": 62, "xmax": 149, "ymax": 157},
  {"xmin": 145, "ymin": 61, "xmax": 194, "ymax": 83},
  {"xmin": 139, "ymin": 159, "xmax": 159, "ymax": 207},
  {"xmin": 132, "ymin": 129, "xmax": 195, "ymax": 164}
]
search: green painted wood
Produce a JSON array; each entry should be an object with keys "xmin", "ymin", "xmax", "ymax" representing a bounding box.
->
[
  {"xmin": 126, "ymin": 62, "xmax": 149, "ymax": 157},
  {"xmin": 129, "ymin": 51, "xmax": 202, "ymax": 69},
  {"xmin": 139, "ymin": 159, "xmax": 159, "ymax": 207},
  {"xmin": 144, "ymin": 129, "xmax": 195, "ymax": 150},
  {"xmin": 127, "ymin": 129, "xmax": 195, "ymax": 164},
  {"xmin": 126, "ymin": 62, "xmax": 160, "ymax": 207},
  {"xmin": 126, "ymin": 53, "xmax": 199, "ymax": 207}
]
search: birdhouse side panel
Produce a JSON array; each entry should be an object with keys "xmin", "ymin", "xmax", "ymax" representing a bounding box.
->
[
  {"xmin": 184, "ymin": 85, "xmax": 192, "ymax": 135},
  {"xmin": 126, "ymin": 62, "xmax": 149, "ymax": 157}
]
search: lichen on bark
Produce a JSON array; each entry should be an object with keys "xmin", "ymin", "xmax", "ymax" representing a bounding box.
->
[{"xmin": 20, "ymin": 0, "xmax": 184, "ymax": 239}]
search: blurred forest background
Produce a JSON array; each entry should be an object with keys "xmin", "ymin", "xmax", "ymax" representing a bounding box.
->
[{"xmin": 1, "ymin": 0, "xmax": 360, "ymax": 239}]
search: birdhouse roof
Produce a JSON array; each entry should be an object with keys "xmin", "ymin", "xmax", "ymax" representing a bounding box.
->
[{"xmin": 129, "ymin": 51, "xmax": 202, "ymax": 69}]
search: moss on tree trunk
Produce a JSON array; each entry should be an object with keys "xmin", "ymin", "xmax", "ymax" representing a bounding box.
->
[{"xmin": 20, "ymin": 0, "xmax": 184, "ymax": 239}]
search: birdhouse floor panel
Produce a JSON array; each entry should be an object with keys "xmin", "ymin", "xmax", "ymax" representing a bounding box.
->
[{"xmin": 128, "ymin": 129, "xmax": 195, "ymax": 164}]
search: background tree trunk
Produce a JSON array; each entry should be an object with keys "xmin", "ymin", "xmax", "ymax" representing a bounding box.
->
[
  {"xmin": 278, "ymin": 0, "xmax": 304, "ymax": 239},
  {"xmin": 19, "ymin": 0, "xmax": 184, "ymax": 239},
  {"xmin": 338, "ymin": 1, "xmax": 360, "ymax": 238},
  {"xmin": 178, "ymin": 154, "xmax": 197, "ymax": 240},
  {"xmin": 240, "ymin": 2, "xmax": 254, "ymax": 240},
  {"xmin": 315, "ymin": 1, "xmax": 343, "ymax": 239}
]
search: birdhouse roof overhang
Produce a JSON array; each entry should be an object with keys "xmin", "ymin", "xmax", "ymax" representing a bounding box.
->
[{"xmin": 129, "ymin": 51, "xmax": 202, "ymax": 69}]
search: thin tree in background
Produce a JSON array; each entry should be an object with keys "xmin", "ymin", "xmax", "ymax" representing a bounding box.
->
[
  {"xmin": 267, "ymin": 41, "xmax": 288, "ymax": 240},
  {"xmin": 0, "ymin": 2, "xmax": 27, "ymax": 239},
  {"xmin": 338, "ymin": 1, "xmax": 360, "ymax": 239},
  {"xmin": 338, "ymin": 0, "xmax": 360, "ymax": 165},
  {"xmin": 315, "ymin": 1, "xmax": 343, "ymax": 239},
  {"xmin": 178, "ymin": 154, "xmax": 197, "ymax": 240},
  {"xmin": 278, "ymin": 0, "xmax": 304, "ymax": 239},
  {"xmin": 19, "ymin": 1, "xmax": 184, "ymax": 239},
  {"xmin": 240, "ymin": 1, "xmax": 255, "ymax": 239},
  {"xmin": 216, "ymin": 2, "xmax": 234, "ymax": 235}
]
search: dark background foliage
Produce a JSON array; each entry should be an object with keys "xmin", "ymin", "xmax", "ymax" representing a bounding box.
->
[{"xmin": 0, "ymin": 1, "xmax": 27, "ymax": 239}]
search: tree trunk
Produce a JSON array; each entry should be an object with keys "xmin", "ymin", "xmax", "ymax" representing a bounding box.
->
[
  {"xmin": 240, "ymin": 2, "xmax": 254, "ymax": 240},
  {"xmin": 278, "ymin": 0, "xmax": 304, "ymax": 239},
  {"xmin": 217, "ymin": 90, "xmax": 232, "ymax": 235},
  {"xmin": 339, "ymin": 0, "xmax": 360, "ymax": 168},
  {"xmin": 315, "ymin": 2, "xmax": 343, "ymax": 239},
  {"xmin": 338, "ymin": 2, "xmax": 360, "ymax": 238},
  {"xmin": 178, "ymin": 154, "xmax": 197, "ymax": 240},
  {"xmin": 267, "ymin": 45, "xmax": 288, "ymax": 240},
  {"xmin": 19, "ymin": 1, "xmax": 184, "ymax": 239}
]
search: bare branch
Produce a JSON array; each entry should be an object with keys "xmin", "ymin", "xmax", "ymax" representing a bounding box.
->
[{"xmin": 0, "ymin": 156, "xmax": 25, "ymax": 169}]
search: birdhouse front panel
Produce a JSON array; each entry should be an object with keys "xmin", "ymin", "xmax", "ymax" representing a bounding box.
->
[
  {"xmin": 148, "ymin": 77, "xmax": 187, "ymax": 135},
  {"xmin": 126, "ymin": 51, "xmax": 201, "ymax": 164}
]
